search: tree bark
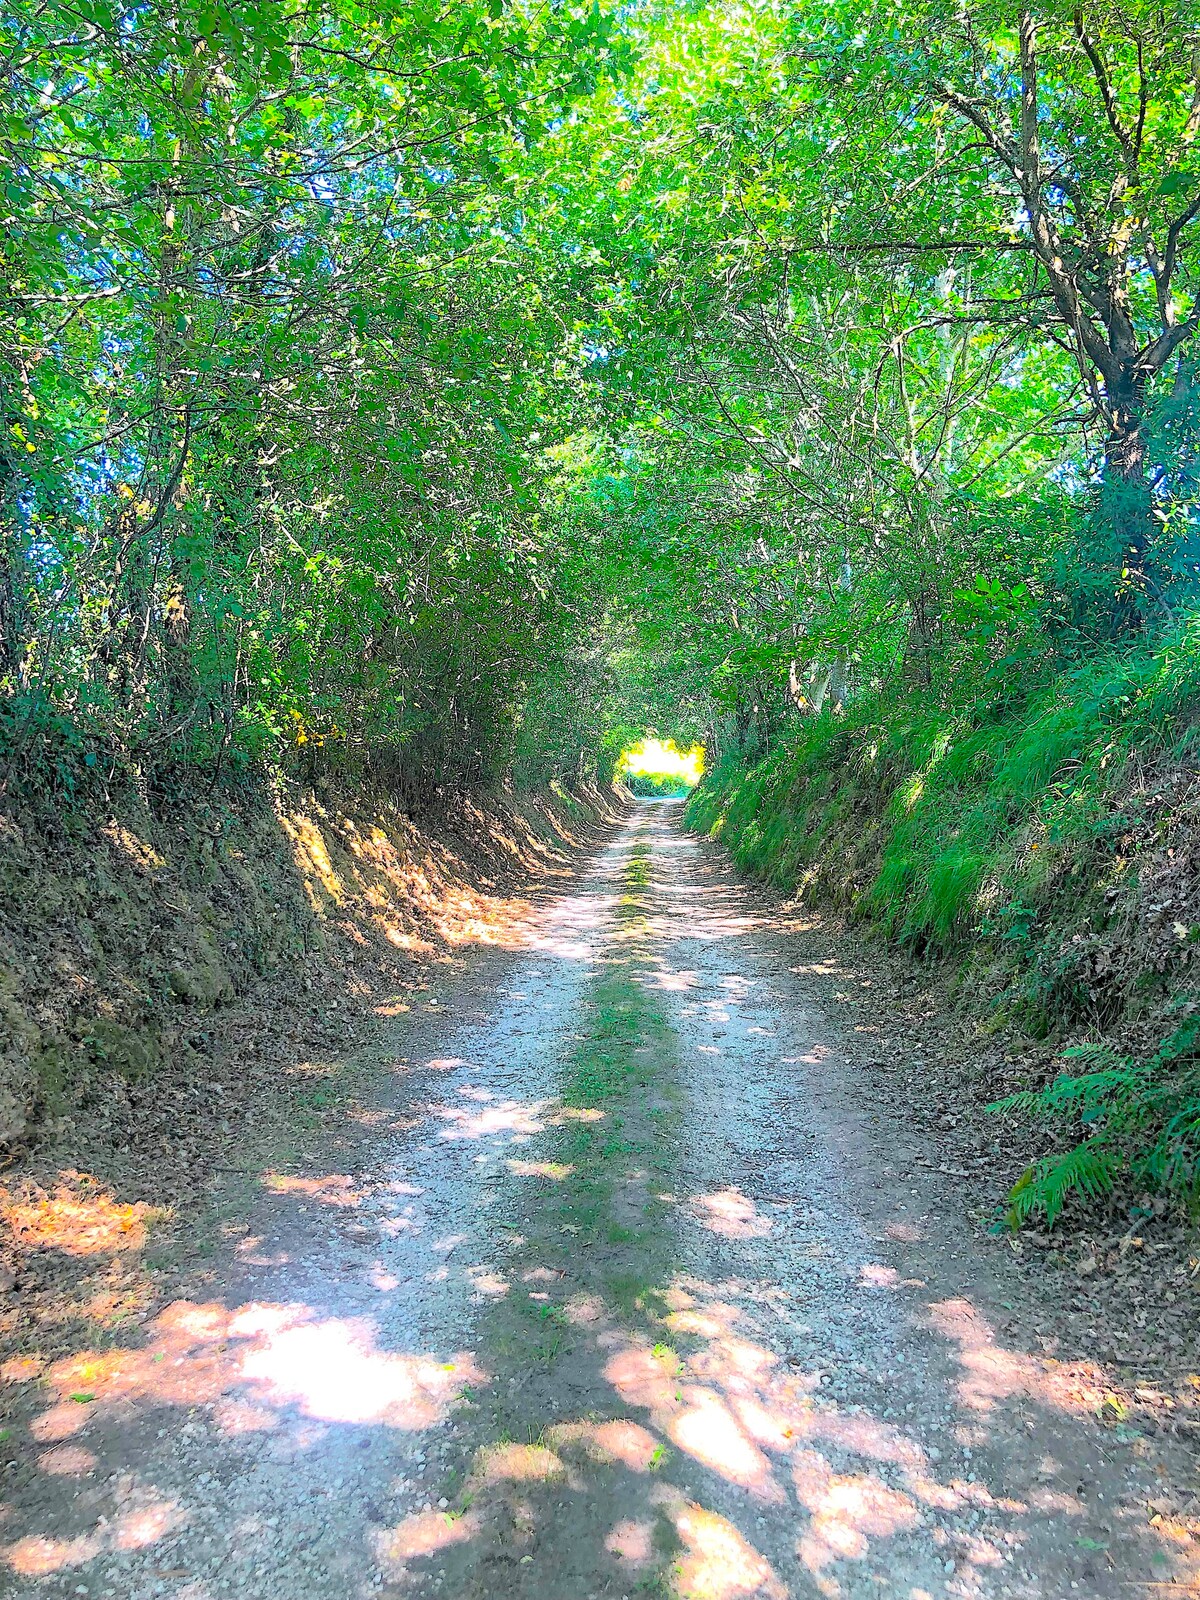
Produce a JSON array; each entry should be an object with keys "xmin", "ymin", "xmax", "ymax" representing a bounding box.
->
[{"xmin": 1103, "ymin": 380, "xmax": 1152, "ymax": 587}]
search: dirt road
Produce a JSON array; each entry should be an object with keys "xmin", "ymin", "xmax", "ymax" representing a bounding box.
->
[{"xmin": 3, "ymin": 804, "xmax": 1190, "ymax": 1598}]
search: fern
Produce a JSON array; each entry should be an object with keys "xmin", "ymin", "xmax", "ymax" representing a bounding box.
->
[
  {"xmin": 989, "ymin": 1062, "xmax": 1139, "ymax": 1122},
  {"xmin": 1006, "ymin": 1144, "xmax": 1120, "ymax": 1229},
  {"xmin": 990, "ymin": 1023, "xmax": 1200, "ymax": 1227}
]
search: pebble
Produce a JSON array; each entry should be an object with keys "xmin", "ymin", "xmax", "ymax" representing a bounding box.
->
[{"xmin": 11, "ymin": 813, "xmax": 1177, "ymax": 1600}]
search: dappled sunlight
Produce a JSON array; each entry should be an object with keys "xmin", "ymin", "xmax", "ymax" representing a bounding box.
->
[
  {"xmin": 280, "ymin": 812, "xmax": 345, "ymax": 904},
  {"xmin": 506, "ymin": 1158, "xmax": 574, "ymax": 1180},
  {"xmin": 603, "ymin": 1341, "xmax": 686, "ymax": 1413},
  {"xmin": 233, "ymin": 1232, "xmax": 286, "ymax": 1266},
  {"xmin": 606, "ymin": 1516, "xmax": 656, "ymax": 1567},
  {"xmin": 659, "ymin": 1489, "xmax": 787, "ymax": 1600},
  {"xmin": 467, "ymin": 1265, "xmax": 510, "ymax": 1298},
  {"xmin": 929, "ymin": 1298, "xmax": 1108, "ymax": 1418},
  {"xmin": 672, "ymin": 1389, "xmax": 783, "ymax": 1499},
  {"xmin": 859, "ymin": 1262, "xmax": 903, "ymax": 1288},
  {"xmin": 4, "ymin": 1494, "xmax": 186, "ymax": 1575},
  {"xmin": 263, "ymin": 1172, "xmax": 363, "ymax": 1208},
  {"xmin": 603, "ymin": 1299, "xmax": 801, "ymax": 1506},
  {"xmin": 884, "ymin": 1220, "xmax": 925, "ymax": 1244},
  {"xmin": 2, "ymin": 805, "xmax": 1183, "ymax": 1599},
  {"xmin": 474, "ymin": 1440, "xmax": 569, "ymax": 1486},
  {"xmin": 549, "ymin": 1104, "xmax": 606, "ymax": 1124},
  {"xmin": 277, "ymin": 793, "xmax": 616, "ymax": 964},
  {"xmin": 2, "ymin": 1173, "xmax": 157, "ymax": 1257},
  {"xmin": 37, "ymin": 1444, "xmax": 98, "ymax": 1477},
  {"xmin": 548, "ymin": 1417, "xmax": 662, "ymax": 1472},
  {"xmin": 563, "ymin": 1290, "xmax": 607, "ymax": 1325},
  {"xmin": 792, "ymin": 1449, "xmax": 920, "ymax": 1572},
  {"xmin": 212, "ymin": 1393, "xmax": 281, "ymax": 1434},
  {"xmin": 646, "ymin": 964, "xmax": 700, "ymax": 991},
  {"xmin": 374, "ymin": 1506, "xmax": 482, "ymax": 1576},
  {"xmin": 686, "ymin": 1186, "xmax": 774, "ymax": 1240},
  {"xmin": 582, "ymin": 1268, "xmax": 1086, "ymax": 1590},
  {"xmin": 23, "ymin": 1298, "xmax": 484, "ymax": 1448},
  {"xmin": 435, "ymin": 1094, "xmax": 548, "ymax": 1142},
  {"xmin": 100, "ymin": 820, "xmax": 166, "ymax": 871}
]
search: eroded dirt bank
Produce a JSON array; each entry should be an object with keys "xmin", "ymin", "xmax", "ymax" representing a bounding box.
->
[
  {"xmin": 1, "ymin": 803, "xmax": 1196, "ymax": 1599},
  {"xmin": 0, "ymin": 776, "xmax": 626, "ymax": 1152}
]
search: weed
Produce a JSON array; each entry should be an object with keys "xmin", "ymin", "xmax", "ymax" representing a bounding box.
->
[{"xmin": 991, "ymin": 1021, "xmax": 1200, "ymax": 1225}]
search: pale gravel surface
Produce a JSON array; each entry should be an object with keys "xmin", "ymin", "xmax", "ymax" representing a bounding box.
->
[{"xmin": 1, "ymin": 803, "xmax": 1190, "ymax": 1599}]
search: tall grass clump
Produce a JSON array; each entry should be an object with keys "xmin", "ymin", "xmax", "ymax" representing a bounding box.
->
[{"xmin": 688, "ymin": 624, "xmax": 1200, "ymax": 1223}]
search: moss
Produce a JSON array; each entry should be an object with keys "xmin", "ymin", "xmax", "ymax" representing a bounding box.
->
[{"xmin": 84, "ymin": 1018, "xmax": 163, "ymax": 1082}]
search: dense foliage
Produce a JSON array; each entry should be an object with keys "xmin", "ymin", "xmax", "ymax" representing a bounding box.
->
[
  {"xmin": 4, "ymin": 0, "xmax": 1200, "ymax": 1215},
  {"xmin": 2, "ymin": 0, "xmax": 627, "ymax": 796}
]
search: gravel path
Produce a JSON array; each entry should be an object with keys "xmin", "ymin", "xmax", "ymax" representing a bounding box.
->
[{"xmin": 1, "ymin": 803, "xmax": 1188, "ymax": 1599}]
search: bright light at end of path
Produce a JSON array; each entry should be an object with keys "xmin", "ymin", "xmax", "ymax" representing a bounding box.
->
[{"xmin": 618, "ymin": 738, "xmax": 705, "ymax": 787}]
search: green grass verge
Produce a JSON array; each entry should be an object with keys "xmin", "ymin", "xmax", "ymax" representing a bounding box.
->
[{"xmin": 687, "ymin": 627, "xmax": 1200, "ymax": 1225}]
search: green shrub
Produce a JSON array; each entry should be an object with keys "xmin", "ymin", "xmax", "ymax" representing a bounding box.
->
[
  {"xmin": 991, "ymin": 1020, "xmax": 1200, "ymax": 1227},
  {"xmin": 623, "ymin": 771, "xmax": 693, "ymax": 798}
]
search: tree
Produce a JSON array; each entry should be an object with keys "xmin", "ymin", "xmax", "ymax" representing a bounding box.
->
[{"xmin": 798, "ymin": 0, "xmax": 1200, "ymax": 619}]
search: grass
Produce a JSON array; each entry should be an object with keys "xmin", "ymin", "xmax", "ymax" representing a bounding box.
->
[
  {"xmin": 690, "ymin": 630, "xmax": 1200, "ymax": 968},
  {"xmin": 440, "ymin": 832, "xmax": 687, "ymax": 1588},
  {"xmin": 688, "ymin": 624, "xmax": 1200, "ymax": 1223}
]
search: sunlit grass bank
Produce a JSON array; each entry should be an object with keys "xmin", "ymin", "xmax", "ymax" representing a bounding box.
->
[
  {"xmin": 687, "ymin": 628, "xmax": 1200, "ymax": 1223},
  {"xmin": 690, "ymin": 633, "xmax": 1200, "ymax": 970},
  {"xmin": 617, "ymin": 739, "xmax": 705, "ymax": 798}
]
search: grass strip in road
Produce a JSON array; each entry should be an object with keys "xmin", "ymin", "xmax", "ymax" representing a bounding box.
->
[{"xmin": 426, "ymin": 836, "xmax": 688, "ymax": 1595}]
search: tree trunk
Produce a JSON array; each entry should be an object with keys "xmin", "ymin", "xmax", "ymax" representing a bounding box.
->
[
  {"xmin": 0, "ymin": 537, "xmax": 22, "ymax": 676},
  {"xmin": 1101, "ymin": 375, "xmax": 1156, "ymax": 627},
  {"xmin": 0, "ymin": 405, "xmax": 26, "ymax": 675},
  {"xmin": 904, "ymin": 588, "xmax": 937, "ymax": 689}
]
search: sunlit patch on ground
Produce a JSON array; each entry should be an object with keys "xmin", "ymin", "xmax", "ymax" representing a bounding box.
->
[
  {"xmin": 435, "ymin": 1096, "xmax": 547, "ymax": 1141},
  {"xmin": 263, "ymin": 1172, "xmax": 364, "ymax": 1208},
  {"xmin": 236, "ymin": 1308, "xmax": 484, "ymax": 1428},
  {"xmin": 928, "ymin": 1297, "xmax": 1109, "ymax": 1418},
  {"xmin": 791, "ymin": 1450, "xmax": 920, "ymax": 1570},
  {"xmin": 660, "ymin": 1489, "xmax": 787, "ymax": 1600},
  {"xmin": 4, "ymin": 1494, "xmax": 186, "ymax": 1576},
  {"xmin": 506, "ymin": 1158, "xmax": 574, "ymax": 1180},
  {"xmin": 605, "ymin": 1516, "xmax": 655, "ymax": 1567},
  {"xmin": 15, "ymin": 1298, "xmax": 485, "ymax": 1454},
  {"xmin": 475, "ymin": 1441, "xmax": 568, "ymax": 1486},
  {"xmin": 374, "ymin": 1505, "xmax": 481, "ymax": 1576},
  {"xmin": 37, "ymin": 1444, "xmax": 97, "ymax": 1476},
  {"xmin": 2, "ymin": 1173, "xmax": 161, "ymax": 1257},
  {"xmin": 685, "ymin": 1186, "xmax": 773, "ymax": 1240},
  {"xmin": 547, "ymin": 1417, "xmax": 662, "ymax": 1472}
]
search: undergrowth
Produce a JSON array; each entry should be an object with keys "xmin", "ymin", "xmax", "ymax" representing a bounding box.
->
[
  {"xmin": 688, "ymin": 624, "xmax": 1200, "ymax": 1225},
  {"xmin": 622, "ymin": 772, "xmax": 693, "ymax": 799},
  {"xmin": 992, "ymin": 1016, "xmax": 1200, "ymax": 1227}
]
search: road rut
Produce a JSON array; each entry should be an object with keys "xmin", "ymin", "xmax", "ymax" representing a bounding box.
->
[{"xmin": 2, "ymin": 803, "xmax": 1186, "ymax": 1599}]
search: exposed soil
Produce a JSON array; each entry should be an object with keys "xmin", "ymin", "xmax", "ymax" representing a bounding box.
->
[
  {"xmin": 0, "ymin": 773, "xmax": 624, "ymax": 1153},
  {"xmin": 772, "ymin": 904, "xmax": 1200, "ymax": 1416},
  {"xmin": 0, "ymin": 803, "xmax": 1197, "ymax": 1598}
]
